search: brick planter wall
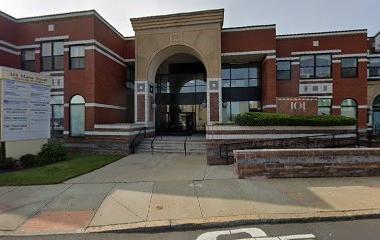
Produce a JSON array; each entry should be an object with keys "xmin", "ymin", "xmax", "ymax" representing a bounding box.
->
[
  {"xmin": 234, "ymin": 148, "xmax": 380, "ymax": 178},
  {"xmin": 64, "ymin": 124, "xmax": 154, "ymax": 154},
  {"xmin": 206, "ymin": 125, "xmax": 357, "ymax": 165}
]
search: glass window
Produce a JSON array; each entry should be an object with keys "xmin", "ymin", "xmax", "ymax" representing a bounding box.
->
[
  {"xmin": 231, "ymin": 64, "xmax": 249, "ymax": 79},
  {"xmin": 222, "ymin": 65, "xmax": 230, "ymax": 80},
  {"xmin": 341, "ymin": 58, "xmax": 358, "ymax": 78},
  {"xmin": 21, "ymin": 50, "xmax": 36, "ymax": 72},
  {"xmin": 318, "ymin": 99, "xmax": 332, "ymax": 115},
  {"xmin": 70, "ymin": 46, "xmax": 85, "ymax": 69},
  {"xmin": 277, "ymin": 61, "xmax": 291, "ymax": 80},
  {"xmin": 341, "ymin": 99, "xmax": 357, "ymax": 119},
  {"xmin": 222, "ymin": 101, "xmax": 262, "ymax": 122},
  {"xmin": 53, "ymin": 42, "xmax": 64, "ymax": 56},
  {"xmin": 222, "ymin": 63, "xmax": 261, "ymax": 88},
  {"xmin": 315, "ymin": 55, "xmax": 331, "ymax": 78},
  {"xmin": 70, "ymin": 95, "xmax": 85, "ymax": 136},
  {"xmin": 41, "ymin": 42, "xmax": 52, "ymax": 56},
  {"xmin": 41, "ymin": 41, "xmax": 64, "ymax": 71},
  {"xmin": 300, "ymin": 54, "xmax": 331, "ymax": 79},
  {"xmin": 369, "ymin": 58, "xmax": 380, "ymax": 77}
]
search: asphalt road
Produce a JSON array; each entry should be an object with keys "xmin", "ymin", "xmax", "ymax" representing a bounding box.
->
[{"xmin": 2, "ymin": 218, "xmax": 380, "ymax": 240}]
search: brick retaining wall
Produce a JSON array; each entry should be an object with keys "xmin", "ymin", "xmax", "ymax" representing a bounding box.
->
[
  {"xmin": 234, "ymin": 148, "xmax": 380, "ymax": 178},
  {"xmin": 206, "ymin": 125, "xmax": 357, "ymax": 165}
]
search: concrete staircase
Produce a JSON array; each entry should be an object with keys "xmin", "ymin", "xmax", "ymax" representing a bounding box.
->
[{"xmin": 136, "ymin": 135, "xmax": 206, "ymax": 155}]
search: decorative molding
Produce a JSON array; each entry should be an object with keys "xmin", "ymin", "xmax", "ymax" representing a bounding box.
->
[
  {"xmin": 299, "ymin": 83, "xmax": 333, "ymax": 95},
  {"xmin": 131, "ymin": 9, "xmax": 224, "ymax": 31}
]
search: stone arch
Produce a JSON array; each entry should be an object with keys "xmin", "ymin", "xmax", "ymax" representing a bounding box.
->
[{"xmin": 147, "ymin": 44, "xmax": 208, "ymax": 83}]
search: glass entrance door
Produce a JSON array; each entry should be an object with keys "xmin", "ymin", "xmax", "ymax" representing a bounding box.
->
[{"xmin": 155, "ymin": 71, "xmax": 207, "ymax": 135}]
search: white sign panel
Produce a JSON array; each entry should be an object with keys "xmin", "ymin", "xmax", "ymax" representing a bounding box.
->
[{"xmin": 0, "ymin": 68, "xmax": 51, "ymax": 142}]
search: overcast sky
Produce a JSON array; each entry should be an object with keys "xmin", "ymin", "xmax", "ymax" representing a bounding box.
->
[{"xmin": 1, "ymin": 0, "xmax": 379, "ymax": 37}]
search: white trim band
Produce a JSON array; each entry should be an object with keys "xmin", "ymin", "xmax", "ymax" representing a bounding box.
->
[
  {"xmin": 222, "ymin": 50, "xmax": 276, "ymax": 57},
  {"xmin": 292, "ymin": 49, "xmax": 341, "ymax": 55},
  {"xmin": 63, "ymin": 102, "xmax": 126, "ymax": 110},
  {"xmin": 35, "ymin": 35, "xmax": 69, "ymax": 42},
  {"xmin": 262, "ymin": 104, "xmax": 277, "ymax": 109}
]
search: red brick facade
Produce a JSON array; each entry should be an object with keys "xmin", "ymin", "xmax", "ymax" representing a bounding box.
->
[{"xmin": 0, "ymin": 9, "xmax": 377, "ymax": 136}]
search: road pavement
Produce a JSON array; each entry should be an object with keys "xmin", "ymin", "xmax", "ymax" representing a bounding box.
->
[{"xmin": 1, "ymin": 218, "xmax": 380, "ymax": 240}]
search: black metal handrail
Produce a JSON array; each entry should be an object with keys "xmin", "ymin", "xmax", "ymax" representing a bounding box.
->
[
  {"xmin": 220, "ymin": 131, "xmax": 362, "ymax": 165},
  {"xmin": 129, "ymin": 127, "xmax": 146, "ymax": 153}
]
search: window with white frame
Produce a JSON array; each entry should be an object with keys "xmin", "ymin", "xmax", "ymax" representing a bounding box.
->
[
  {"xmin": 21, "ymin": 50, "xmax": 36, "ymax": 72},
  {"xmin": 300, "ymin": 54, "xmax": 331, "ymax": 79},
  {"xmin": 70, "ymin": 46, "xmax": 85, "ymax": 69}
]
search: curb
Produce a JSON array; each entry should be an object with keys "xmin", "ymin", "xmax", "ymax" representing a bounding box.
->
[
  {"xmin": 3, "ymin": 209, "xmax": 380, "ymax": 236},
  {"xmin": 85, "ymin": 209, "xmax": 380, "ymax": 234}
]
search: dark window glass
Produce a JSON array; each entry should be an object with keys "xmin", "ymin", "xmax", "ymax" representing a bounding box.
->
[
  {"xmin": 21, "ymin": 50, "xmax": 36, "ymax": 72},
  {"xmin": 318, "ymin": 98, "xmax": 332, "ymax": 115},
  {"xmin": 70, "ymin": 46, "xmax": 86, "ymax": 69},
  {"xmin": 369, "ymin": 58, "xmax": 380, "ymax": 77},
  {"xmin": 300, "ymin": 54, "xmax": 331, "ymax": 79},
  {"xmin": 300, "ymin": 67, "xmax": 315, "ymax": 79},
  {"xmin": 300, "ymin": 55, "xmax": 315, "ymax": 67},
  {"xmin": 341, "ymin": 58, "xmax": 358, "ymax": 78},
  {"xmin": 222, "ymin": 65, "xmax": 230, "ymax": 80},
  {"xmin": 231, "ymin": 64, "xmax": 249, "ymax": 79},
  {"xmin": 42, "ymin": 56, "xmax": 53, "ymax": 71},
  {"xmin": 277, "ymin": 61, "xmax": 291, "ymax": 80},
  {"xmin": 222, "ymin": 101, "xmax": 262, "ymax": 122},
  {"xmin": 223, "ymin": 63, "xmax": 261, "ymax": 88},
  {"xmin": 41, "ymin": 41, "xmax": 64, "ymax": 71}
]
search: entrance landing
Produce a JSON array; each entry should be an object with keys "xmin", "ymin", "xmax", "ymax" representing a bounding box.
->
[{"xmin": 65, "ymin": 153, "xmax": 236, "ymax": 184}]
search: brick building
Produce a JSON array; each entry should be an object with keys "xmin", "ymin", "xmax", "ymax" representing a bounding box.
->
[{"xmin": 0, "ymin": 8, "xmax": 379, "ymax": 142}]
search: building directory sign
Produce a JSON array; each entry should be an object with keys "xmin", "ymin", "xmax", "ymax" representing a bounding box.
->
[{"xmin": 0, "ymin": 67, "xmax": 51, "ymax": 142}]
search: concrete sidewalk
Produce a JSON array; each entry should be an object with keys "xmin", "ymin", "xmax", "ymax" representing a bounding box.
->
[{"xmin": 1, "ymin": 153, "xmax": 380, "ymax": 236}]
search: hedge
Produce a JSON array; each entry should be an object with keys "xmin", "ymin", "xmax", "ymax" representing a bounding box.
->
[{"xmin": 234, "ymin": 112, "xmax": 357, "ymax": 126}]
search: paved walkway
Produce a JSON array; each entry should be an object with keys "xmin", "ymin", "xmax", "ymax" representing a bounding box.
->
[{"xmin": 1, "ymin": 153, "xmax": 380, "ymax": 236}]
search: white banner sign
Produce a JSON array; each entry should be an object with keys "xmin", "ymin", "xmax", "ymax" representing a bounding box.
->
[{"xmin": 1, "ymin": 79, "xmax": 51, "ymax": 141}]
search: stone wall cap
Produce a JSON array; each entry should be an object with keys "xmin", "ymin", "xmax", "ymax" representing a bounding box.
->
[{"xmin": 233, "ymin": 148, "xmax": 380, "ymax": 154}]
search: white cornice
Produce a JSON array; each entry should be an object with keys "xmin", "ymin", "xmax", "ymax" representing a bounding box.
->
[
  {"xmin": 277, "ymin": 30, "xmax": 367, "ymax": 39},
  {"xmin": 222, "ymin": 25, "xmax": 276, "ymax": 32}
]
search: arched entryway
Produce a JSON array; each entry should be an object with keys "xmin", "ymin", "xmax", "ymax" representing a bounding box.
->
[
  {"xmin": 373, "ymin": 95, "xmax": 380, "ymax": 134},
  {"xmin": 155, "ymin": 53, "xmax": 207, "ymax": 134},
  {"xmin": 131, "ymin": 10, "xmax": 223, "ymax": 128}
]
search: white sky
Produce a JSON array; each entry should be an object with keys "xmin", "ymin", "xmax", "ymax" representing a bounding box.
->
[{"xmin": 0, "ymin": 0, "xmax": 379, "ymax": 37}]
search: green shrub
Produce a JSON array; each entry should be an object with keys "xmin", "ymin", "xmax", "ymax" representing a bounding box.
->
[
  {"xmin": 19, "ymin": 154, "xmax": 39, "ymax": 168},
  {"xmin": 234, "ymin": 112, "xmax": 357, "ymax": 126},
  {"xmin": 38, "ymin": 141, "xmax": 67, "ymax": 165},
  {"xmin": 0, "ymin": 157, "xmax": 16, "ymax": 170}
]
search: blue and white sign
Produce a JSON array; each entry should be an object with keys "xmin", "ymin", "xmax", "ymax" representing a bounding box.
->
[{"xmin": 0, "ymin": 67, "xmax": 51, "ymax": 142}]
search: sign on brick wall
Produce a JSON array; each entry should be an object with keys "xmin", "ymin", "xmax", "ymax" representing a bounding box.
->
[{"xmin": 276, "ymin": 97, "xmax": 318, "ymax": 116}]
